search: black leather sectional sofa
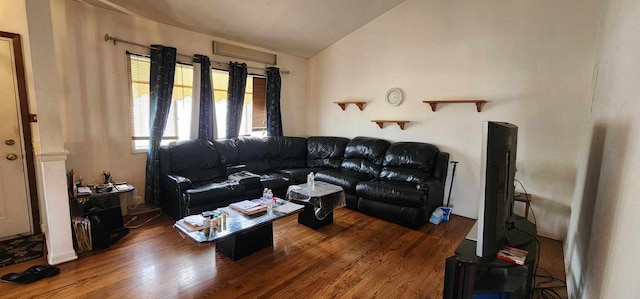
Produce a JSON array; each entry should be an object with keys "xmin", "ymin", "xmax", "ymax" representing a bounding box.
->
[{"xmin": 159, "ymin": 136, "xmax": 449, "ymax": 229}]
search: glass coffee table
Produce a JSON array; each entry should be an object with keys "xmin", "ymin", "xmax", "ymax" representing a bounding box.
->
[
  {"xmin": 286, "ymin": 181, "xmax": 346, "ymax": 229},
  {"xmin": 174, "ymin": 202, "xmax": 303, "ymax": 261}
]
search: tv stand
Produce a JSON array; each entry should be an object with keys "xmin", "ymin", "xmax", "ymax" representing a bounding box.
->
[
  {"xmin": 505, "ymin": 222, "xmax": 534, "ymax": 248},
  {"xmin": 444, "ymin": 215, "xmax": 537, "ymax": 298}
]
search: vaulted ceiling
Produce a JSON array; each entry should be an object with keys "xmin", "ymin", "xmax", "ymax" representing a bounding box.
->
[{"xmin": 78, "ymin": 0, "xmax": 406, "ymax": 58}]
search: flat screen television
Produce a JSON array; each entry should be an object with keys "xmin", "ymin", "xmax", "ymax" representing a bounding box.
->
[{"xmin": 476, "ymin": 121, "xmax": 518, "ymax": 257}]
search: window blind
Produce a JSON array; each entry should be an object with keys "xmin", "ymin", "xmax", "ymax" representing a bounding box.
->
[{"xmin": 126, "ymin": 53, "xmax": 193, "ymax": 149}]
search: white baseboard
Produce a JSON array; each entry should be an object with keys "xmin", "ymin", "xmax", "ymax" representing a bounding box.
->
[{"xmin": 47, "ymin": 250, "xmax": 77, "ymax": 265}]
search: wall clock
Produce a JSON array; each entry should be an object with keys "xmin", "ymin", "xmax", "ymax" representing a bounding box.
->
[{"xmin": 385, "ymin": 88, "xmax": 404, "ymax": 106}]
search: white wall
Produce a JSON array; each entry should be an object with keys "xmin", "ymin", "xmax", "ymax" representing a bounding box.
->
[
  {"xmin": 60, "ymin": 1, "xmax": 308, "ymax": 196},
  {"xmin": 565, "ymin": 0, "xmax": 640, "ymax": 297},
  {"xmin": 308, "ymin": 0, "xmax": 601, "ymax": 238}
]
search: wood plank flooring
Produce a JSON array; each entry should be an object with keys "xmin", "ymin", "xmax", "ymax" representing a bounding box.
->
[{"xmin": 0, "ymin": 209, "xmax": 567, "ymax": 298}]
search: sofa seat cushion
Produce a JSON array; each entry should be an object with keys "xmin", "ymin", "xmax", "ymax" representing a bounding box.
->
[
  {"xmin": 278, "ymin": 168, "xmax": 323, "ymax": 183},
  {"xmin": 356, "ymin": 180, "xmax": 427, "ymax": 208},
  {"xmin": 315, "ymin": 169, "xmax": 372, "ymax": 194},
  {"xmin": 260, "ymin": 173, "xmax": 292, "ymax": 188},
  {"xmin": 185, "ymin": 181, "xmax": 245, "ymax": 208},
  {"xmin": 260, "ymin": 173, "xmax": 295, "ymax": 198}
]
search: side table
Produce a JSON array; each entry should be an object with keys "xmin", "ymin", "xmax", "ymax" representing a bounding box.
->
[
  {"xmin": 444, "ymin": 216, "xmax": 537, "ymax": 298},
  {"xmin": 514, "ymin": 193, "xmax": 531, "ymax": 218},
  {"xmin": 286, "ymin": 181, "xmax": 345, "ymax": 229}
]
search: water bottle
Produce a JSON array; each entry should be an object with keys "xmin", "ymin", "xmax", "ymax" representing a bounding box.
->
[
  {"xmin": 265, "ymin": 189, "xmax": 273, "ymax": 213},
  {"xmin": 308, "ymin": 172, "xmax": 315, "ymax": 190},
  {"xmin": 262, "ymin": 188, "xmax": 269, "ymax": 203}
]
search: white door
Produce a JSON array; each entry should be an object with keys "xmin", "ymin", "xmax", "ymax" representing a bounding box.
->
[{"xmin": 0, "ymin": 36, "xmax": 32, "ymax": 237}]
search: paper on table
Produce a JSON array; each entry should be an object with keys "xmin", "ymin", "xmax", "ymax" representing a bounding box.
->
[
  {"xmin": 273, "ymin": 202, "xmax": 304, "ymax": 214},
  {"xmin": 115, "ymin": 184, "xmax": 130, "ymax": 191},
  {"xmin": 230, "ymin": 200, "xmax": 262, "ymax": 211},
  {"xmin": 176, "ymin": 220, "xmax": 200, "ymax": 233},
  {"xmin": 183, "ymin": 214, "xmax": 204, "ymax": 228},
  {"xmin": 77, "ymin": 186, "xmax": 91, "ymax": 195}
]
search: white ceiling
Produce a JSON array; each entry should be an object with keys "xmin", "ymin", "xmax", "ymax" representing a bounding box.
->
[{"xmin": 78, "ymin": 0, "xmax": 406, "ymax": 58}]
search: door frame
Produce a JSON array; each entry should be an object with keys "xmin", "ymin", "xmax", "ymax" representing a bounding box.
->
[{"xmin": 1, "ymin": 31, "xmax": 40, "ymax": 235}]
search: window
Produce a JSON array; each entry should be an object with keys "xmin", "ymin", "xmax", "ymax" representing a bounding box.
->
[
  {"xmin": 212, "ymin": 70, "xmax": 267, "ymax": 138},
  {"xmin": 127, "ymin": 53, "xmax": 266, "ymax": 151},
  {"xmin": 127, "ymin": 53, "xmax": 193, "ymax": 151}
]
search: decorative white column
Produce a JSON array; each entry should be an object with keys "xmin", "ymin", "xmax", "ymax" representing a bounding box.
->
[
  {"xmin": 37, "ymin": 152, "xmax": 77, "ymax": 264},
  {"xmin": 25, "ymin": 0, "xmax": 77, "ymax": 264}
]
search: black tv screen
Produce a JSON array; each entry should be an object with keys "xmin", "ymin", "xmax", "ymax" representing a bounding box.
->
[{"xmin": 476, "ymin": 121, "xmax": 518, "ymax": 257}]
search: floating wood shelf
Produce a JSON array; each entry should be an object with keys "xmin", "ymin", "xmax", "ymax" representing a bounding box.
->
[
  {"xmin": 422, "ymin": 100, "xmax": 488, "ymax": 112},
  {"xmin": 371, "ymin": 120, "xmax": 410, "ymax": 130},
  {"xmin": 334, "ymin": 101, "xmax": 366, "ymax": 111}
]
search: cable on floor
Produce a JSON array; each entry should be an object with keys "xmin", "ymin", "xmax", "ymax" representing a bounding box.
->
[{"xmin": 124, "ymin": 211, "xmax": 163, "ymax": 229}]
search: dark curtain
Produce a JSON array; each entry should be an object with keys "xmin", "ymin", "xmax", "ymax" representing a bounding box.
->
[
  {"xmin": 266, "ymin": 67, "xmax": 283, "ymax": 136},
  {"xmin": 144, "ymin": 45, "xmax": 176, "ymax": 205},
  {"xmin": 195, "ymin": 54, "xmax": 215, "ymax": 141},
  {"xmin": 226, "ymin": 62, "xmax": 248, "ymax": 138}
]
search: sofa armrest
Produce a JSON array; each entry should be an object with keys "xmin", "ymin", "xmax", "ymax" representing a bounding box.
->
[
  {"xmin": 167, "ymin": 174, "xmax": 192, "ymax": 186},
  {"xmin": 161, "ymin": 174, "xmax": 193, "ymax": 219},
  {"xmin": 432, "ymin": 152, "xmax": 450, "ymax": 182},
  {"xmin": 417, "ymin": 178, "xmax": 445, "ymax": 208}
]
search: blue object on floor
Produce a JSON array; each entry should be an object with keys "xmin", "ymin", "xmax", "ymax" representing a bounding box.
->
[
  {"xmin": 440, "ymin": 206, "xmax": 452, "ymax": 222},
  {"xmin": 429, "ymin": 208, "xmax": 444, "ymax": 225}
]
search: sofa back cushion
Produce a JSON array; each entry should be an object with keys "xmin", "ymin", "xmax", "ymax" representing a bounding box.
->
[
  {"xmin": 380, "ymin": 142, "xmax": 439, "ymax": 183},
  {"xmin": 341, "ymin": 137, "xmax": 391, "ymax": 177},
  {"xmin": 234, "ymin": 136, "xmax": 271, "ymax": 173},
  {"xmin": 213, "ymin": 139, "xmax": 239, "ymax": 165},
  {"xmin": 169, "ymin": 139, "xmax": 225, "ymax": 182},
  {"xmin": 307, "ymin": 136, "xmax": 350, "ymax": 168},
  {"xmin": 267, "ymin": 136, "xmax": 307, "ymax": 169}
]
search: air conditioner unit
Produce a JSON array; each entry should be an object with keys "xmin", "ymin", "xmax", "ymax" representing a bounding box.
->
[{"xmin": 212, "ymin": 41, "xmax": 277, "ymax": 65}]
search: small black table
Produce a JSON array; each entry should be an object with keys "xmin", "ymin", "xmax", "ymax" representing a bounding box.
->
[
  {"xmin": 286, "ymin": 181, "xmax": 346, "ymax": 229},
  {"xmin": 443, "ymin": 216, "xmax": 537, "ymax": 299}
]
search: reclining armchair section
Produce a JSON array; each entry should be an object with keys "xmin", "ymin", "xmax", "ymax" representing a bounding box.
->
[
  {"xmin": 158, "ymin": 139, "xmax": 245, "ymax": 220},
  {"xmin": 356, "ymin": 142, "xmax": 450, "ymax": 228},
  {"xmin": 158, "ymin": 136, "xmax": 449, "ymax": 228},
  {"xmin": 315, "ymin": 137, "xmax": 391, "ymax": 209}
]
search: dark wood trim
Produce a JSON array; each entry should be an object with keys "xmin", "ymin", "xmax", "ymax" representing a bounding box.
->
[{"xmin": 1, "ymin": 31, "xmax": 41, "ymax": 235}]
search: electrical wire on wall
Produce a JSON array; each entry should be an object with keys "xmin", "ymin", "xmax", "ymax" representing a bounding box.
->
[{"xmin": 514, "ymin": 179, "xmax": 567, "ymax": 299}]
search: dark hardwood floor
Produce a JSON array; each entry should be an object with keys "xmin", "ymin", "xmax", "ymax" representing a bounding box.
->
[{"xmin": 0, "ymin": 209, "xmax": 566, "ymax": 298}]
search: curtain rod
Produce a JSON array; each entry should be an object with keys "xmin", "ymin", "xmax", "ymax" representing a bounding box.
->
[{"xmin": 104, "ymin": 33, "xmax": 290, "ymax": 75}]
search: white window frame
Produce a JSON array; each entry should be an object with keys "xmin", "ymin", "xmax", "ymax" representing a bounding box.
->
[{"xmin": 126, "ymin": 53, "xmax": 265, "ymax": 153}]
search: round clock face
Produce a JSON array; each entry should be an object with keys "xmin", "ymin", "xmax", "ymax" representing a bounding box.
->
[{"xmin": 386, "ymin": 88, "xmax": 404, "ymax": 106}]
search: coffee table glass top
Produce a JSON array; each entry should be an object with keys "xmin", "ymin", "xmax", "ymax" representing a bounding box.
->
[
  {"xmin": 286, "ymin": 181, "xmax": 346, "ymax": 220},
  {"xmin": 174, "ymin": 204, "xmax": 303, "ymax": 243}
]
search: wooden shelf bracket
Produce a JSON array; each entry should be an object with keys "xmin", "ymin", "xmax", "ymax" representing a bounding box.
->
[
  {"xmin": 371, "ymin": 120, "xmax": 409, "ymax": 130},
  {"xmin": 334, "ymin": 101, "xmax": 366, "ymax": 111},
  {"xmin": 422, "ymin": 100, "xmax": 488, "ymax": 112}
]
